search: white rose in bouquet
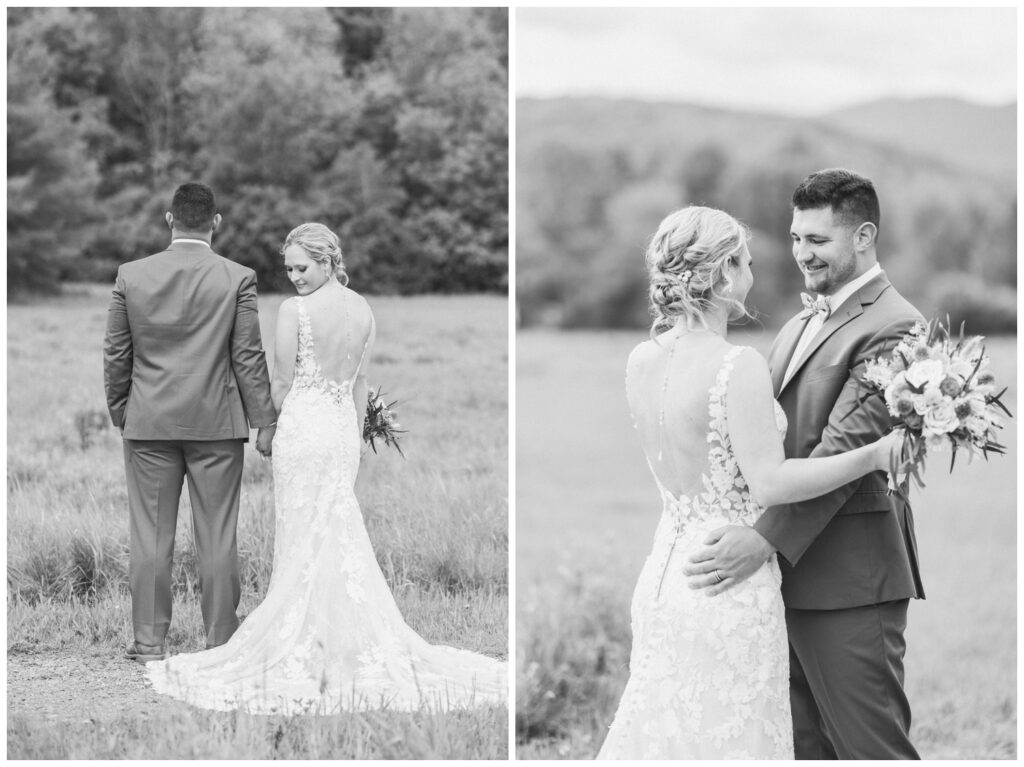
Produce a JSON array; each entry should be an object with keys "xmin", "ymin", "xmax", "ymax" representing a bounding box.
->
[
  {"xmin": 905, "ymin": 359, "xmax": 945, "ymax": 390},
  {"xmin": 922, "ymin": 399, "xmax": 959, "ymax": 436}
]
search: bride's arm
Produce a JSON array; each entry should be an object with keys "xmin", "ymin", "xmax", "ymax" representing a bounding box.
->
[
  {"xmin": 271, "ymin": 298, "xmax": 299, "ymax": 413},
  {"xmin": 352, "ymin": 317, "xmax": 376, "ymax": 430},
  {"xmin": 727, "ymin": 348, "xmax": 892, "ymax": 508}
]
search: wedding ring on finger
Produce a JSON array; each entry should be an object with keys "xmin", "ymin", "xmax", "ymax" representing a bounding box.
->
[{"xmin": 713, "ymin": 569, "xmax": 724, "ymax": 584}]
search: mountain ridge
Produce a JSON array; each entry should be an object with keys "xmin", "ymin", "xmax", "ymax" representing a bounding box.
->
[
  {"xmin": 518, "ymin": 95, "xmax": 1015, "ymax": 186},
  {"xmin": 820, "ymin": 96, "xmax": 1014, "ymax": 181}
]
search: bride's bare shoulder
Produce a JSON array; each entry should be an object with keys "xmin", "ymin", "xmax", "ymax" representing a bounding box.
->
[
  {"xmin": 726, "ymin": 345, "xmax": 772, "ymax": 397},
  {"xmin": 626, "ymin": 338, "xmax": 659, "ymax": 371},
  {"xmin": 341, "ymin": 285, "xmax": 372, "ymax": 315},
  {"xmin": 728, "ymin": 344, "xmax": 769, "ymax": 373}
]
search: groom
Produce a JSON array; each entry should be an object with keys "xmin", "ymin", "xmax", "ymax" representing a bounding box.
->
[
  {"xmin": 684, "ymin": 169, "xmax": 924, "ymax": 759},
  {"xmin": 104, "ymin": 183, "xmax": 277, "ymax": 662}
]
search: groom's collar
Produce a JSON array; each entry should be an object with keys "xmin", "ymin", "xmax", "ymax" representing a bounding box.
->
[
  {"xmin": 170, "ymin": 237, "xmax": 212, "ymax": 248},
  {"xmin": 826, "ymin": 263, "xmax": 883, "ymax": 313},
  {"xmin": 852, "ymin": 267, "xmax": 892, "ymax": 307}
]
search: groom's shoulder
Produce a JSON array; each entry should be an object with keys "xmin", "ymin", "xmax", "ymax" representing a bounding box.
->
[
  {"xmin": 859, "ymin": 281, "xmax": 925, "ymax": 349},
  {"xmin": 203, "ymin": 250, "xmax": 258, "ymax": 284},
  {"xmin": 871, "ymin": 279, "xmax": 924, "ymax": 324},
  {"xmin": 117, "ymin": 247, "xmax": 172, "ymax": 272}
]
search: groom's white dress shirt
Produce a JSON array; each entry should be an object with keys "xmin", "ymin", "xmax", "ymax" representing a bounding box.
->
[{"xmin": 783, "ymin": 262, "xmax": 883, "ymax": 386}]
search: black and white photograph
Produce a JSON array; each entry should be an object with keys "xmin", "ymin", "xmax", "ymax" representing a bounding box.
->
[
  {"xmin": 8, "ymin": 7, "xmax": 509, "ymax": 759},
  {"xmin": 515, "ymin": 7, "xmax": 1016, "ymax": 760}
]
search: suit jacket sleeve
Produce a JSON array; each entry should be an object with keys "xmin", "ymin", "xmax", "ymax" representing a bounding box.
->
[
  {"xmin": 753, "ymin": 315, "xmax": 920, "ymax": 565},
  {"xmin": 103, "ymin": 268, "xmax": 132, "ymax": 428},
  {"xmin": 230, "ymin": 271, "xmax": 277, "ymax": 428}
]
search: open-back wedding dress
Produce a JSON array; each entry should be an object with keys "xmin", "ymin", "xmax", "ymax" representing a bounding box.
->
[
  {"xmin": 147, "ymin": 296, "xmax": 506, "ymax": 713},
  {"xmin": 597, "ymin": 342, "xmax": 792, "ymax": 759}
]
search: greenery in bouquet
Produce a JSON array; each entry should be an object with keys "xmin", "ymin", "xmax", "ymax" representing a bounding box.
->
[
  {"xmin": 362, "ymin": 387, "xmax": 406, "ymax": 457},
  {"xmin": 853, "ymin": 318, "xmax": 1012, "ymax": 502}
]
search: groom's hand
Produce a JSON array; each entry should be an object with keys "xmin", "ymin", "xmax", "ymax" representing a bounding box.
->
[
  {"xmin": 682, "ymin": 526, "xmax": 776, "ymax": 596},
  {"xmin": 256, "ymin": 424, "xmax": 276, "ymax": 458}
]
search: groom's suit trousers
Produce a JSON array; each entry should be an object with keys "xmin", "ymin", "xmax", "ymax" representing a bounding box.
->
[
  {"xmin": 787, "ymin": 600, "xmax": 918, "ymax": 760},
  {"xmin": 124, "ymin": 438, "xmax": 244, "ymax": 649}
]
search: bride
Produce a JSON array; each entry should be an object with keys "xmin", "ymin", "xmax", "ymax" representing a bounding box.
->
[
  {"xmin": 596, "ymin": 207, "xmax": 900, "ymax": 759},
  {"xmin": 146, "ymin": 223, "xmax": 506, "ymax": 713}
]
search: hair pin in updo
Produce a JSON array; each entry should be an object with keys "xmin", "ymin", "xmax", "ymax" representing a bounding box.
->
[{"xmin": 680, "ymin": 269, "xmax": 692, "ymax": 286}]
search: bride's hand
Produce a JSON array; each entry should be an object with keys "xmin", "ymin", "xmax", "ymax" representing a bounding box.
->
[{"xmin": 874, "ymin": 430, "xmax": 905, "ymax": 473}]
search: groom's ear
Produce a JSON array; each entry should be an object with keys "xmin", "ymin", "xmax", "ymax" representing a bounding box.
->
[
  {"xmin": 165, "ymin": 212, "xmax": 174, "ymax": 230},
  {"xmin": 853, "ymin": 222, "xmax": 877, "ymax": 251},
  {"xmin": 211, "ymin": 213, "xmax": 222, "ymax": 232}
]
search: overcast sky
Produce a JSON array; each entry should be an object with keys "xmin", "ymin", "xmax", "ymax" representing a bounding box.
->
[{"xmin": 516, "ymin": 7, "xmax": 1017, "ymax": 115}]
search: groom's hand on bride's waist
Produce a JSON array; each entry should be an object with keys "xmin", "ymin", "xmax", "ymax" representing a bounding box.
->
[{"xmin": 682, "ymin": 526, "xmax": 777, "ymax": 597}]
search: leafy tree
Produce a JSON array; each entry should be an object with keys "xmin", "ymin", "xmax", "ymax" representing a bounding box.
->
[
  {"xmin": 7, "ymin": 9, "xmax": 99, "ymax": 294},
  {"xmin": 94, "ymin": 8, "xmax": 204, "ymax": 188},
  {"xmin": 328, "ymin": 7, "xmax": 393, "ymax": 76}
]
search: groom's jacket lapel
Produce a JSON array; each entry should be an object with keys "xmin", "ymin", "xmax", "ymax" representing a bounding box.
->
[
  {"xmin": 770, "ymin": 317, "xmax": 805, "ymax": 396},
  {"xmin": 778, "ymin": 275, "xmax": 890, "ymax": 394}
]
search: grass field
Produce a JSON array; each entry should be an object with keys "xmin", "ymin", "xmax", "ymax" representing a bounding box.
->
[
  {"xmin": 516, "ymin": 328, "xmax": 1017, "ymax": 759},
  {"xmin": 7, "ymin": 285, "xmax": 509, "ymax": 759}
]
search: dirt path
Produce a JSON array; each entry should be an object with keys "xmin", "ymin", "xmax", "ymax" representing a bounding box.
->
[{"xmin": 7, "ymin": 649, "xmax": 168, "ymax": 723}]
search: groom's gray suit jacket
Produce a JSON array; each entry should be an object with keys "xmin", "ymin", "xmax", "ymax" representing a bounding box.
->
[
  {"xmin": 103, "ymin": 240, "xmax": 276, "ymax": 438},
  {"xmin": 753, "ymin": 272, "xmax": 926, "ymax": 611}
]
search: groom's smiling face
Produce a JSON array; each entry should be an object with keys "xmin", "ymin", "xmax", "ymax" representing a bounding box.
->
[{"xmin": 790, "ymin": 206, "xmax": 860, "ymax": 296}]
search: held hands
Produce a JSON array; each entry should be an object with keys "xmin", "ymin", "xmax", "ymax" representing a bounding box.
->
[
  {"xmin": 682, "ymin": 525, "xmax": 776, "ymax": 596},
  {"xmin": 256, "ymin": 424, "xmax": 277, "ymax": 458}
]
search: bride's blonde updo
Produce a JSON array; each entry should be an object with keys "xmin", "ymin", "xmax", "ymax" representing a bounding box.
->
[
  {"xmin": 281, "ymin": 222, "xmax": 349, "ymax": 286},
  {"xmin": 646, "ymin": 206, "xmax": 751, "ymax": 338}
]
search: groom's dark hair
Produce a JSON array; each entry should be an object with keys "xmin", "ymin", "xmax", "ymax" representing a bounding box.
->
[
  {"xmin": 792, "ymin": 168, "xmax": 880, "ymax": 231},
  {"xmin": 170, "ymin": 183, "xmax": 217, "ymax": 231}
]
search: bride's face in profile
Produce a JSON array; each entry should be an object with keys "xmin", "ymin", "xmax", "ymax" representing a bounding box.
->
[
  {"xmin": 284, "ymin": 244, "xmax": 331, "ymax": 296},
  {"xmin": 726, "ymin": 244, "xmax": 754, "ymax": 318}
]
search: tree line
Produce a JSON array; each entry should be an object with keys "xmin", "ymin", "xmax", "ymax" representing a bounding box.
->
[{"xmin": 8, "ymin": 8, "xmax": 508, "ymax": 296}]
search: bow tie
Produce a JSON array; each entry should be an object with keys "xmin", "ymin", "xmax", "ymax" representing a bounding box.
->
[{"xmin": 799, "ymin": 293, "xmax": 831, "ymax": 321}]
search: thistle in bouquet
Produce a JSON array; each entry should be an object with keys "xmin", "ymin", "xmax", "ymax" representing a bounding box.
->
[
  {"xmin": 851, "ymin": 318, "xmax": 1012, "ymax": 503},
  {"xmin": 363, "ymin": 386, "xmax": 406, "ymax": 457}
]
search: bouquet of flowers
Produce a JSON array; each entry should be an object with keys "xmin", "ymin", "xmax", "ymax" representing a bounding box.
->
[
  {"xmin": 853, "ymin": 318, "xmax": 1012, "ymax": 502},
  {"xmin": 362, "ymin": 387, "xmax": 406, "ymax": 457}
]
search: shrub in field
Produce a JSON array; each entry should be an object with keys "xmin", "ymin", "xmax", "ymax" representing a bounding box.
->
[
  {"xmin": 73, "ymin": 409, "xmax": 110, "ymax": 450},
  {"xmin": 8, "ymin": 531, "xmax": 126, "ymax": 604},
  {"xmin": 68, "ymin": 533, "xmax": 127, "ymax": 598}
]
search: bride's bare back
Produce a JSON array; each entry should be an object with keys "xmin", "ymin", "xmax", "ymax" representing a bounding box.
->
[
  {"xmin": 626, "ymin": 329, "xmax": 735, "ymax": 500},
  {"xmin": 271, "ymin": 281, "xmax": 375, "ymax": 413},
  {"xmin": 299, "ymin": 282, "xmax": 374, "ymax": 386}
]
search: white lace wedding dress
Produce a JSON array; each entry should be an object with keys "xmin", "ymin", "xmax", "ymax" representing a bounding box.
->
[
  {"xmin": 147, "ymin": 297, "xmax": 506, "ymax": 713},
  {"xmin": 597, "ymin": 344, "xmax": 793, "ymax": 759}
]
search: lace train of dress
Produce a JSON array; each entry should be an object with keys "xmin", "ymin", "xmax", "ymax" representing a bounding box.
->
[
  {"xmin": 597, "ymin": 345, "xmax": 793, "ymax": 759},
  {"xmin": 147, "ymin": 298, "xmax": 506, "ymax": 713}
]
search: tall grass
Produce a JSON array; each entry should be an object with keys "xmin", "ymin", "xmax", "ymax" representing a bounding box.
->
[
  {"xmin": 8, "ymin": 705, "xmax": 508, "ymax": 760},
  {"xmin": 516, "ymin": 329, "xmax": 1017, "ymax": 759},
  {"xmin": 7, "ymin": 286, "xmax": 509, "ymax": 759}
]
